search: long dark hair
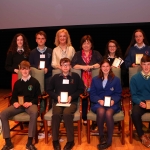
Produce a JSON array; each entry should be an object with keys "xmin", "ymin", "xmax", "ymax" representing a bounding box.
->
[
  {"xmin": 99, "ymin": 59, "xmax": 115, "ymax": 80},
  {"xmin": 7, "ymin": 33, "xmax": 30, "ymax": 56},
  {"xmin": 124, "ymin": 29, "xmax": 149, "ymax": 58},
  {"xmin": 104, "ymin": 40, "xmax": 122, "ymax": 58}
]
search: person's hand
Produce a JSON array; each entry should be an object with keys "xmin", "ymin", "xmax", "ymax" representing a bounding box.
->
[
  {"xmin": 81, "ymin": 65, "xmax": 90, "ymax": 71},
  {"xmin": 132, "ymin": 63, "xmax": 138, "ymax": 67},
  {"xmin": 58, "ymin": 96, "xmax": 61, "ymax": 103},
  {"xmin": 44, "ymin": 68, "xmax": 48, "ymax": 74},
  {"xmin": 13, "ymin": 102, "xmax": 20, "ymax": 108},
  {"xmin": 139, "ymin": 102, "xmax": 146, "ymax": 108},
  {"xmin": 67, "ymin": 96, "xmax": 72, "ymax": 103},
  {"xmin": 23, "ymin": 102, "xmax": 32, "ymax": 108},
  {"xmin": 14, "ymin": 69, "xmax": 19, "ymax": 73},
  {"xmin": 98, "ymin": 100, "xmax": 104, "ymax": 106},
  {"xmin": 111, "ymin": 100, "xmax": 114, "ymax": 106}
]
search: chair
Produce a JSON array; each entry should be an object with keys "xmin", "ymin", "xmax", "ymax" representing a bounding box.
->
[
  {"xmin": 128, "ymin": 66, "xmax": 150, "ymax": 143},
  {"xmin": 44, "ymin": 68, "xmax": 82, "ymax": 144},
  {"xmin": 86, "ymin": 68, "xmax": 125, "ymax": 144},
  {"xmin": 7, "ymin": 67, "xmax": 48, "ymax": 143}
]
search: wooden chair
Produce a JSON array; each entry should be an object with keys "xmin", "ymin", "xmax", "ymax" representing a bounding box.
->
[
  {"xmin": 44, "ymin": 68, "xmax": 82, "ymax": 144},
  {"xmin": 6, "ymin": 67, "xmax": 48, "ymax": 143},
  {"xmin": 86, "ymin": 68, "xmax": 125, "ymax": 145},
  {"xmin": 128, "ymin": 66, "xmax": 150, "ymax": 143}
]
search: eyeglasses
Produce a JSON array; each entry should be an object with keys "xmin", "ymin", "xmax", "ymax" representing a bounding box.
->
[
  {"xmin": 36, "ymin": 38, "xmax": 45, "ymax": 40},
  {"xmin": 61, "ymin": 64, "xmax": 70, "ymax": 67}
]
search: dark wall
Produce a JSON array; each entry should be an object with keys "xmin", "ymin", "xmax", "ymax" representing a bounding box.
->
[{"xmin": 1, "ymin": 22, "xmax": 150, "ymax": 89}]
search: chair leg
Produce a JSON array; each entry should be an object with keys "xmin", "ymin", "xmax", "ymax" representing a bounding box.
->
[
  {"xmin": 44, "ymin": 120, "xmax": 48, "ymax": 144},
  {"xmin": 129, "ymin": 118, "xmax": 133, "ymax": 144},
  {"xmin": 121, "ymin": 120, "xmax": 125, "ymax": 145},
  {"xmin": 78, "ymin": 120, "xmax": 81, "ymax": 145},
  {"xmin": 87, "ymin": 120, "xmax": 90, "ymax": 143}
]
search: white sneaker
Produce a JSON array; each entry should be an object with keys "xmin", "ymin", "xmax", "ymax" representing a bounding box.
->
[{"xmin": 38, "ymin": 133, "xmax": 51, "ymax": 139}]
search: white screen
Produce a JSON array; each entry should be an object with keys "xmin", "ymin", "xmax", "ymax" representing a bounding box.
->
[{"xmin": 0, "ymin": 0, "xmax": 150, "ymax": 29}]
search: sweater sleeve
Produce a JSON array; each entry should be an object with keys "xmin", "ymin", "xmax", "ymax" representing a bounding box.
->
[
  {"xmin": 29, "ymin": 50, "xmax": 37, "ymax": 68},
  {"xmin": 5, "ymin": 52, "xmax": 14, "ymax": 73},
  {"xmin": 90, "ymin": 77, "xmax": 103, "ymax": 103},
  {"xmin": 70, "ymin": 74, "xmax": 84, "ymax": 101},
  {"xmin": 130, "ymin": 76, "xmax": 141, "ymax": 105},
  {"xmin": 95, "ymin": 50, "xmax": 102, "ymax": 65},
  {"xmin": 71, "ymin": 52, "xmax": 80, "ymax": 67},
  {"xmin": 11, "ymin": 81, "xmax": 19, "ymax": 105}
]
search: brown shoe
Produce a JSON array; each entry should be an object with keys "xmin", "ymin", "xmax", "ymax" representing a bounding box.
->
[{"xmin": 141, "ymin": 134, "xmax": 150, "ymax": 148}]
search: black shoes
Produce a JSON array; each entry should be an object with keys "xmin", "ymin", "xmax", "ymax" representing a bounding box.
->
[
  {"xmin": 63, "ymin": 141, "xmax": 75, "ymax": 150},
  {"xmin": 53, "ymin": 141, "xmax": 61, "ymax": 150},
  {"xmin": 100, "ymin": 135, "xmax": 106, "ymax": 145},
  {"xmin": 26, "ymin": 145, "xmax": 37, "ymax": 150},
  {"xmin": 1, "ymin": 144, "xmax": 14, "ymax": 150},
  {"xmin": 97, "ymin": 143, "xmax": 111, "ymax": 150}
]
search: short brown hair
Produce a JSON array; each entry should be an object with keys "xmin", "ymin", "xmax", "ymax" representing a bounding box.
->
[
  {"xmin": 19, "ymin": 60, "xmax": 30, "ymax": 69},
  {"xmin": 60, "ymin": 58, "xmax": 71, "ymax": 66},
  {"xmin": 141, "ymin": 54, "xmax": 150, "ymax": 63},
  {"xmin": 35, "ymin": 31, "xmax": 47, "ymax": 39}
]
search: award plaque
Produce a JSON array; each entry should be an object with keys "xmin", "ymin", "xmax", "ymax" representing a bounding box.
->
[
  {"xmin": 60, "ymin": 92, "xmax": 68, "ymax": 103},
  {"xmin": 39, "ymin": 61, "xmax": 45, "ymax": 69},
  {"xmin": 146, "ymin": 100, "xmax": 150, "ymax": 109},
  {"xmin": 18, "ymin": 96, "xmax": 24, "ymax": 105},
  {"xmin": 104, "ymin": 96, "xmax": 111, "ymax": 107},
  {"xmin": 112, "ymin": 58, "xmax": 122, "ymax": 68},
  {"xmin": 135, "ymin": 54, "xmax": 143, "ymax": 65}
]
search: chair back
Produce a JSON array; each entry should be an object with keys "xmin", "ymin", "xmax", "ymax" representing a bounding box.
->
[
  {"xmin": 18, "ymin": 67, "xmax": 45, "ymax": 93},
  {"xmin": 129, "ymin": 66, "xmax": 142, "ymax": 83},
  {"xmin": 52, "ymin": 68, "xmax": 81, "ymax": 77},
  {"xmin": 91, "ymin": 68, "xmax": 121, "ymax": 80}
]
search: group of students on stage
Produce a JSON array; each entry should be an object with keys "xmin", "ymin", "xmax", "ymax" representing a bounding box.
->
[{"xmin": 1, "ymin": 28, "xmax": 150, "ymax": 150}]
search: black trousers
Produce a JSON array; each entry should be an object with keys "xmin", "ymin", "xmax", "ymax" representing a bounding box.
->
[
  {"xmin": 0, "ymin": 105, "xmax": 38, "ymax": 139},
  {"xmin": 52, "ymin": 103, "xmax": 77, "ymax": 142},
  {"xmin": 132, "ymin": 104, "xmax": 150, "ymax": 137}
]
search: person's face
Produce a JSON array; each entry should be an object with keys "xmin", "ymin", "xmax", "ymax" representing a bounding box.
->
[
  {"xmin": 101, "ymin": 62, "xmax": 111, "ymax": 75},
  {"xmin": 141, "ymin": 62, "xmax": 150, "ymax": 75},
  {"xmin": 108, "ymin": 42, "xmax": 117, "ymax": 54},
  {"xmin": 135, "ymin": 31, "xmax": 144, "ymax": 45},
  {"xmin": 36, "ymin": 34, "xmax": 46, "ymax": 47},
  {"xmin": 82, "ymin": 40, "xmax": 92, "ymax": 52},
  {"xmin": 17, "ymin": 35, "xmax": 23, "ymax": 48},
  {"xmin": 60, "ymin": 62, "xmax": 71, "ymax": 74},
  {"xmin": 20, "ymin": 67, "xmax": 30, "ymax": 78},
  {"xmin": 58, "ymin": 32, "xmax": 67, "ymax": 45}
]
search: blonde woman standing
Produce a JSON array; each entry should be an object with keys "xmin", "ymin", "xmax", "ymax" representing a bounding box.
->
[{"xmin": 52, "ymin": 29, "xmax": 75, "ymax": 69}]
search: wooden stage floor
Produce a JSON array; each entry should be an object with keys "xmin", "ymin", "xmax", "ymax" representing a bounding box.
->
[{"xmin": 0, "ymin": 89, "xmax": 150, "ymax": 150}]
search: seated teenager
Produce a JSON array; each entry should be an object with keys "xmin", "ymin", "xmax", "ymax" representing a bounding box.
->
[
  {"xmin": 0, "ymin": 61, "xmax": 41, "ymax": 150},
  {"xmin": 130, "ymin": 55, "xmax": 150, "ymax": 148},
  {"xmin": 90, "ymin": 59, "xmax": 122, "ymax": 150},
  {"xmin": 47, "ymin": 58, "xmax": 84, "ymax": 150}
]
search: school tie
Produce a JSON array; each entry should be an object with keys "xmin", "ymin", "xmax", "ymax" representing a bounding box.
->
[{"xmin": 18, "ymin": 50, "xmax": 23, "ymax": 54}]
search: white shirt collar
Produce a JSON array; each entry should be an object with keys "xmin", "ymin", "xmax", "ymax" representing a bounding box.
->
[
  {"xmin": 134, "ymin": 43, "xmax": 145, "ymax": 49},
  {"xmin": 21, "ymin": 75, "xmax": 31, "ymax": 82}
]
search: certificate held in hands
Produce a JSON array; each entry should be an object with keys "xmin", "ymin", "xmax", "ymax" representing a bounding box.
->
[
  {"xmin": 39, "ymin": 61, "xmax": 45, "ymax": 69},
  {"xmin": 112, "ymin": 58, "xmax": 123, "ymax": 68},
  {"xmin": 104, "ymin": 96, "xmax": 111, "ymax": 107},
  {"xmin": 135, "ymin": 54, "xmax": 143, "ymax": 65},
  {"xmin": 18, "ymin": 96, "xmax": 24, "ymax": 105}
]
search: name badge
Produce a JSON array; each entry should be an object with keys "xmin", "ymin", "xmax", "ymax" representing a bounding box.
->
[
  {"xmin": 40, "ymin": 54, "xmax": 45, "ymax": 58},
  {"xmin": 63, "ymin": 79, "xmax": 69, "ymax": 84}
]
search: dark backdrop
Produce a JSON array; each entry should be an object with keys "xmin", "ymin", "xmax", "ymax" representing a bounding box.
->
[{"xmin": 1, "ymin": 22, "xmax": 150, "ymax": 89}]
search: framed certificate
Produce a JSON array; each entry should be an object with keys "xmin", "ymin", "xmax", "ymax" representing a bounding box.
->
[
  {"xmin": 60, "ymin": 92, "xmax": 68, "ymax": 103},
  {"xmin": 104, "ymin": 96, "xmax": 111, "ymax": 107},
  {"xmin": 18, "ymin": 96, "xmax": 24, "ymax": 105},
  {"xmin": 39, "ymin": 61, "xmax": 45, "ymax": 69},
  {"xmin": 112, "ymin": 58, "xmax": 122, "ymax": 67},
  {"xmin": 146, "ymin": 100, "xmax": 150, "ymax": 109},
  {"xmin": 135, "ymin": 54, "xmax": 143, "ymax": 65}
]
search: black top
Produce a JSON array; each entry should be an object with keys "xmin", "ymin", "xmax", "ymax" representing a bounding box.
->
[
  {"xmin": 47, "ymin": 72, "xmax": 84, "ymax": 103},
  {"xmin": 5, "ymin": 52, "xmax": 29, "ymax": 73},
  {"xmin": 11, "ymin": 76, "xmax": 41, "ymax": 105},
  {"xmin": 71, "ymin": 50, "xmax": 102, "ymax": 67}
]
